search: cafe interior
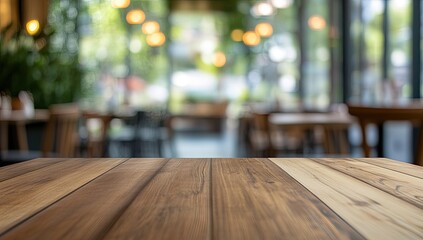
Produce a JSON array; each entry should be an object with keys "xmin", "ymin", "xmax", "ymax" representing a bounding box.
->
[{"xmin": 0, "ymin": 0, "xmax": 422, "ymax": 166}]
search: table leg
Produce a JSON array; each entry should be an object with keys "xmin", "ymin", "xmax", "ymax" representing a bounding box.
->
[
  {"xmin": 101, "ymin": 117, "xmax": 112, "ymax": 157},
  {"xmin": 416, "ymin": 122, "xmax": 423, "ymax": 166},
  {"xmin": 377, "ymin": 123, "xmax": 384, "ymax": 157},
  {"xmin": 16, "ymin": 122, "xmax": 28, "ymax": 151},
  {"xmin": 359, "ymin": 120, "xmax": 371, "ymax": 157},
  {"xmin": 324, "ymin": 127, "xmax": 349, "ymax": 155},
  {"xmin": 338, "ymin": 128, "xmax": 349, "ymax": 155},
  {"xmin": 0, "ymin": 123, "xmax": 8, "ymax": 151},
  {"xmin": 323, "ymin": 128, "xmax": 335, "ymax": 155}
]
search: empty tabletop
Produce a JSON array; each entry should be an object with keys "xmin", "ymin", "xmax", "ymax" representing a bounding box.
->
[
  {"xmin": 269, "ymin": 113, "xmax": 353, "ymax": 128},
  {"xmin": 0, "ymin": 158, "xmax": 422, "ymax": 239}
]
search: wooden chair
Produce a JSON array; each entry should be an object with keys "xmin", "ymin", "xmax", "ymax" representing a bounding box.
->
[
  {"xmin": 321, "ymin": 104, "xmax": 351, "ymax": 155},
  {"xmin": 78, "ymin": 112, "xmax": 113, "ymax": 157},
  {"xmin": 249, "ymin": 111, "xmax": 273, "ymax": 157},
  {"xmin": 249, "ymin": 111, "xmax": 305, "ymax": 157},
  {"xmin": 42, "ymin": 103, "xmax": 80, "ymax": 157},
  {"xmin": 0, "ymin": 103, "xmax": 79, "ymax": 165}
]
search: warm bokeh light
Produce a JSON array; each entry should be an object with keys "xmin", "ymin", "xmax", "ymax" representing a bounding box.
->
[
  {"xmin": 231, "ymin": 29, "xmax": 244, "ymax": 42},
  {"xmin": 146, "ymin": 32, "xmax": 166, "ymax": 47},
  {"xmin": 251, "ymin": 2, "xmax": 274, "ymax": 17},
  {"xmin": 142, "ymin": 21, "xmax": 160, "ymax": 35},
  {"xmin": 26, "ymin": 20, "xmax": 40, "ymax": 36},
  {"xmin": 243, "ymin": 31, "xmax": 261, "ymax": 46},
  {"xmin": 126, "ymin": 9, "xmax": 145, "ymax": 24},
  {"xmin": 308, "ymin": 15, "xmax": 326, "ymax": 30},
  {"xmin": 111, "ymin": 0, "xmax": 130, "ymax": 8},
  {"xmin": 255, "ymin": 22, "xmax": 273, "ymax": 38},
  {"xmin": 213, "ymin": 51, "xmax": 226, "ymax": 67}
]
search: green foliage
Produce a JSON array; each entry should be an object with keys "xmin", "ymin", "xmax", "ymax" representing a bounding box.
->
[
  {"xmin": 0, "ymin": 32, "xmax": 41, "ymax": 97},
  {"xmin": 0, "ymin": 29, "xmax": 82, "ymax": 108},
  {"xmin": 0, "ymin": 0, "xmax": 83, "ymax": 109},
  {"xmin": 79, "ymin": 1, "xmax": 169, "ymax": 84}
]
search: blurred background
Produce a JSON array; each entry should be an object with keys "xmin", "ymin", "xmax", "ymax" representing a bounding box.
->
[{"xmin": 0, "ymin": 0, "xmax": 421, "ymax": 163}]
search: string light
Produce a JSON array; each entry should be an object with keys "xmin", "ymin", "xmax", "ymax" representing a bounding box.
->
[
  {"xmin": 243, "ymin": 31, "xmax": 261, "ymax": 46},
  {"xmin": 126, "ymin": 9, "xmax": 145, "ymax": 24},
  {"xmin": 146, "ymin": 32, "xmax": 166, "ymax": 47},
  {"xmin": 111, "ymin": 0, "xmax": 130, "ymax": 8},
  {"xmin": 231, "ymin": 29, "xmax": 244, "ymax": 42},
  {"xmin": 255, "ymin": 22, "xmax": 273, "ymax": 38},
  {"xmin": 142, "ymin": 21, "xmax": 160, "ymax": 35},
  {"xmin": 213, "ymin": 52, "xmax": 226, "ymax": 67},
  {"xmin": 308, "ymin": 15, "xmax": 326, "ymax": 30},
  {"xmin": 26, "ymin": 20, "xmax": 40, "ymax": 35}
]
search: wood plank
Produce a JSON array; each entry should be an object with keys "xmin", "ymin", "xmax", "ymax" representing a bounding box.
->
[
  {"xmin": 212, "ymin": 158, "xmax": 364, "ymax": 240},
  {"xmin": 354, "ymin": 158, "xmax": 423, "ymax": 179},
  {"xmin": 1, "ymin": 158, "xmax": 167, "ymax": 239},
  {"xmin": 0, "ymin": 158, "xmax": 66, "ymax": 182},
  {"xmin": 103, "ymin": 158, "xmax": 211, "ymax": 240},
  {"xmin": 271, "ymin": 158, "xmax": 423, "ymax": 240},
  {"xmin": 0, "ymin": 158, "xmax": 127, "ymax": 234},
  {"xmin": 312, "ymin": 158, "xmax": 423, "ymax": 209}
]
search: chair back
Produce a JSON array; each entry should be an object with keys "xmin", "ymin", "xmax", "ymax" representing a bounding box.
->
[
  {"xmin": 252, "ymin": 111, "xmax": 271, "ymax": 133},
  {"xmin": 42, "ymin": 103, "xmax": 80, "ymax": 157},
  {"xmin": 131, "ymin": 107, "xmax": 168, "ymax": 157},
  {"xmin": 249, "ymin": 111, "xmax": 274, "ymax": 156},
  {"xmin": 135, "ymin": 107, "xmax": 168, "ymax": 137}
]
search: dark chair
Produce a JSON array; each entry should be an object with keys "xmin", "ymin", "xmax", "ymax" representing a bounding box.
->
[
  {"xmin": 109, "ymin": 107, "xmax": 174, "ymax": 157},
  {"xmin": 134, "ymin": 108, "xmax": 176, "ymax": 157}
]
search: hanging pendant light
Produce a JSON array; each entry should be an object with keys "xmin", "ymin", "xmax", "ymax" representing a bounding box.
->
[
  {"xmin": 308, "ymin": 15, "xmax": 326, "ymax": 30},
  {"xmin": 142, "ymin": 21, "xmax": 160, "ymax": 35},
  {"xmin": 146, "ymin": 32, "xmax": 166, "ymax": 47},
  {"xmin": 243, "ymin": 31, "xmax": 261, "ymax": 46},
  {"xmin": 126, "ymin": 9, "xmax": 145, "ymax": 24},
  {"xmin": 26, "ymin": 19, "xmax": 40, "ymax": 35},
  {"xmin": 231, "ymin": 29, "xmax": 244, "ymax": 42},
  {"xmin": 255, "ymin": 22, "xmax": 273, "ymax": 38},
  {"xmin": 112, "ymin": 0, "xmax": 130, "ymax": 9}
]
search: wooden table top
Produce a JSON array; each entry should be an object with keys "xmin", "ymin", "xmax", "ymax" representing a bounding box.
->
[
  {"xmin": 348, "ymin": 102, "xmax": 423, "ymax": 121},
  {"xmin": 0, "ymin": 109, "xmax": 49, "ymax": 123},
  {"xmin": 269, "ymin": 112, "xmax": 353, "ymax": 127},
  {"xmin": 0, "ymin": 158, "xmax": 422, "ymax": 239}
]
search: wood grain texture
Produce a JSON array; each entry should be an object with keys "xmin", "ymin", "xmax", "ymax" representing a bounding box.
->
[
  {"xmin": 312, "ymin": 158, "xmax": 423, "ymax": 209},
  {"xmin": 354, "ymin": 158, "xmax": 423, "ymax": 179},
  {"xmin": 0, "ymin": 158, "xmax": 167, "ymax": 240},
  {"xmin": 212, "ymin": 158, "xmax": 364, "ymax": 240},
  {"xmin": 103, "ymin": 158, "xmax": 211, "ymax": 240},
  {"xmin": 0, "ymin": 158, "xmax": 66, "ymax": 182},
  {"xmin": 271, "ymin": 158, "xmax": 423, "ymax": 240},
  {"xmin": 0, "ymin": 158, "xmax": 126, "ymax": 234}
]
